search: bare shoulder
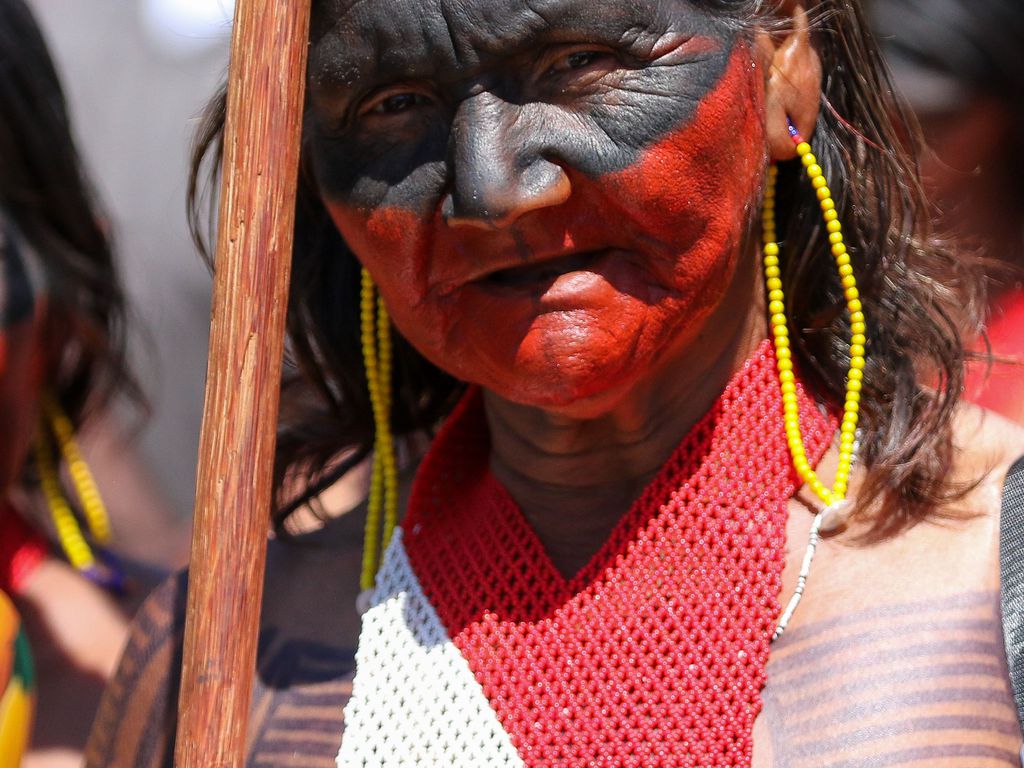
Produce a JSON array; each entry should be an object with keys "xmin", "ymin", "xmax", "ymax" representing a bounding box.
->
[
  {"xmin": 752, "ymin": 406, "xmax": 1024, "ymax": 767},
  {"xmin": 911, "ymin": 403, "xmax": 1024, "ymax": 570},
  {"xmin": 951, "ymin": 403, "xmax": 1024, "ymax": 511}
]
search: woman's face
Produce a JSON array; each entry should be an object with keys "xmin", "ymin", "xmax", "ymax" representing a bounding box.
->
[{"xmin": 307, "ymin": 0, "xmax": 768, "ymax": 410}]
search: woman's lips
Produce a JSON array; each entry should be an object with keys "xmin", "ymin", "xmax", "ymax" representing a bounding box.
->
[
  {"xmin": 482, "ymin": 249, "xmax": 610, "ymax": 289},
  {"xmin": 459, "ymin": 247, "xmax": 662, "ymax": 311}
]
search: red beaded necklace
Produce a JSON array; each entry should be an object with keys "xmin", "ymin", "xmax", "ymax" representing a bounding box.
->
[{"xmin": 399, "ymin": 340, "xmax": 834, "ymax": 766}]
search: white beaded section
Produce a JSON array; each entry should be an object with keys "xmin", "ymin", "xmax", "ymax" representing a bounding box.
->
[
  {"xmin": 337, "ymin": 529, "xmax": 525, "ymax": 767},
  {"xmin": 773, "ymin": 433, "xmax": 862, "ymax": 643}
]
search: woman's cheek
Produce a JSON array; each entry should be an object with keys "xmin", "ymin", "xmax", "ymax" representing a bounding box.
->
[
  {"xmin": 324, "ymin": 201, "xmax": 453, "ymax": 356},
  {"xmin": 603, "ymin": 45, "xmax": 767, "ymax": 305}
]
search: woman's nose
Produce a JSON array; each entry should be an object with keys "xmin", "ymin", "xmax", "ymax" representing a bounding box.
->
[{"xmin": 442, "ymin": 94, "xmax": 571, "ymax": 230}]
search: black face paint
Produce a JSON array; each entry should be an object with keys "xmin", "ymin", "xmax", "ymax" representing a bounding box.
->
[{"xmin": 307, "ymin": 0, "xmax": 736, "ymax": 214}]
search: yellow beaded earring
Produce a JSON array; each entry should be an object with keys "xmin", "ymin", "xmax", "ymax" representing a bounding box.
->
[
  {"xmin": 765, "ymin": 122, "xmax": 867, "ymax": 640},
  {"xmin": 33, "ymin": 393, "xmax": 112, "ymax": 577},
  {"xmin": 359, "ymin": 268, "xmax": 399, "ymax": 606}
]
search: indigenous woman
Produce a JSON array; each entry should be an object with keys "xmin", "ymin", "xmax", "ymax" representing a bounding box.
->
[
  {"xmin": 1, "ymin": 1, "xmax": 139, "ymax": 764},
  {"xmin": 89, "ymin": 0, "xmax": 1024, "ymax": 766}
]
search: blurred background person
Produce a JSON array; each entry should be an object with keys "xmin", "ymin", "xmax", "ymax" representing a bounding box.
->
[
  {"xmin": 1, "ymin": 0, "xmax": 230, "ymax": 764},
  {"xmin": 0, "ymin": 1, "xmax": 135, "ymax": 764},
  {"xmin": 870, "ymin": 0, "xmax": 1024, "ymax": 421},
  {"xmin": 26, "ymin": 0, "xmax": 235, "ymax": 563}
]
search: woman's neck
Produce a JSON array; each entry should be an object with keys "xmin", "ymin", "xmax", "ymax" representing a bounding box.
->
[{"xmin": 484, "ymin": 264, "xmax": 765, "ymax": 578}]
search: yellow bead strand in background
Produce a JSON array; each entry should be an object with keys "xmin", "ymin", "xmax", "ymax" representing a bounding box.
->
[
  {"xmin": 41, "ymin": 394, "xmax": 111, "ymax": 544},
  {"xmin": 34, "ymin": 431, "xmax": 96, "ymax": 572},
  {"xmin": 34, "ymin": 394, "xmax": 113, "ymax": 574}
]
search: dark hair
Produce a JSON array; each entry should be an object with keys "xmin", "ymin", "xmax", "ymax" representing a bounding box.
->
[
  {"xmin": 0, "ymin": 0, "xmax": 138, "ymax": 431},
  {"xmin": 190, "ymin": 0, "xmax": 983, "ymax": 538},
  {"xmin": 869, "ymin": 0, "xmax": 1024, "ymax": 117}
]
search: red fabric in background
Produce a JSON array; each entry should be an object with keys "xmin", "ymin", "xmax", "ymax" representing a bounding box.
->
[
  {"xmin": 969, "ymin": 288, "xmax": 1024, "ymax": 421},
  {"xmin": 0, "ymin": 504, "xmax": 48, "ymax": 595}
]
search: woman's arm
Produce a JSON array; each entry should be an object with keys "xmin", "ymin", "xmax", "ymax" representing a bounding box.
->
[{"xmin": 16, "ymin": 556, "xmax": 130, "ymax": 768}]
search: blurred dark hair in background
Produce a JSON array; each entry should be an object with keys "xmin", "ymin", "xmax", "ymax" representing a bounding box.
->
[
  {"xmin": 0, "ymin": 0, "xmax": 138, "ymax": 430},
  {"xmin": 870, "ymin": 0, "xmax": 1024, "ymax": 420},
  {"xmin": 870, "ymin": 0, "xmax": 1024, "ymax": 261}
]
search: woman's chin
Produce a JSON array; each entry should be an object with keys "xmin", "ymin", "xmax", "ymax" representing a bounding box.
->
[
  {"xmin": 476, "ymin": 349, "xmax": 653, "ymax": 419},
  {"xmin": 416, "ymin": 306, "xmax": 695, "ymax": 417}
]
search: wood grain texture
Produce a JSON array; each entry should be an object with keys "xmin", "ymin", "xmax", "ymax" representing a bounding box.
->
[{"xmin": 173, "ymin": 1, "xmax": 311, "ymax": 766}]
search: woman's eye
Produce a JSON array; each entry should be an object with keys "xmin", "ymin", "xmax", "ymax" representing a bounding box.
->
[
  {"xmin": 551, "ymin": 49, "xmax": 613, "ymax": 74},
  {"xmin": 371, "ymin": 92, "xmax": 431, "ymax": 115},
  {"xmin": 566, "ymin": 51, "xmax": 602, "ymax": 69}
]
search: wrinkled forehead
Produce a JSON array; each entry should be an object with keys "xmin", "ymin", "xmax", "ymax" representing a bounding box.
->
[{"xmin": 310, "ymin": 0, "xmax": 721, "ymax": 84}]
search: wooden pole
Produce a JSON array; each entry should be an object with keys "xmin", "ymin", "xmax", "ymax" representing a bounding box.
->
[{"xmin": 174, "ymin": 1, "xmax": 310, "ymax": 765}]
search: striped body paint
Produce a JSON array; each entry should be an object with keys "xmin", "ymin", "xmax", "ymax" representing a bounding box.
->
[{"xmin": 759, "ymin": 592, "xmax": 1021, "ymax": 766}]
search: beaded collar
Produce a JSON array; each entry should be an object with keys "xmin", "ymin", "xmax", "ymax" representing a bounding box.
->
[{"xmin": 340, "ymin": 340, "xmax": 834, "ymax": 767}]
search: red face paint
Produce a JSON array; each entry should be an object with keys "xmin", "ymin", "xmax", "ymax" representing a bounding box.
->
[{"xmin": 326, "ymin": 46, "xmax": 766, "ymax": 411}]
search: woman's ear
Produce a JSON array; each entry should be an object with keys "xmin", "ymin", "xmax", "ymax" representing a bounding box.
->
[{"xmin": 757, "ymin": 4, "xmax": 822, "ymax": 161}]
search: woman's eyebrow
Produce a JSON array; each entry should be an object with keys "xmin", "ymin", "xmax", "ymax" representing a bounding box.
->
[
  {"xmin": 470, "ymin": 3, "xmax": 656, "ymax": 52},
  {"xmin": 311, "ymin": 27, "xmax": 449, "ymax": 95}
]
